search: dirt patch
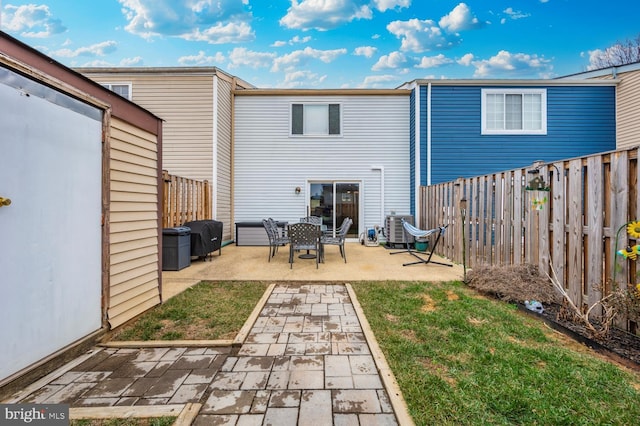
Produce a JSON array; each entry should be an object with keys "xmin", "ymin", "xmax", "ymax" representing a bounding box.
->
[{"xmin": 420, "ymin": 294, "xmax": 437, "ymax": 312}]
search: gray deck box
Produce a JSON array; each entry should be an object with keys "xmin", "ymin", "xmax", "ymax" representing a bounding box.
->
[{"xmin": 162, "ymin": 227, "xmax": 191, "ymax": 270}]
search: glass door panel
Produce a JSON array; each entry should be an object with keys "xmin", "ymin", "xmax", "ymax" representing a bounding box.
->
[{"xmin": 309, "ymin": 182, "xmax": 359, "ymax": 238}]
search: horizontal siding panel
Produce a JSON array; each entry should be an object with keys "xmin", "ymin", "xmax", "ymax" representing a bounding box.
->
[
  {"xmin": 111, "ymin": 145, "xmax": 157, "ymax": 166},
  {"xmin": 110, "ymin": 201, "xmax": 157, "ymax": 213},
  {"xmin": 110, "ymin": 228, "xmax": 158, "ymax": 244},
  {"xmin": 110, "ymin": 262, "xmax": 157, "ymax": 287},
  {"xmin": 111, "ymin": 191, "xmax": 158, "ymax": 203},
  {"xmin": 110, "ymin": 280, "xmax": 159, "ymax": 306},
  {"xmin": 111, "ymin": 237, "xmax": 158, "ymax": 255},
  {"xmin": 111, "ymin": 158, "xmax": 156, "ymax": 177},
  {"xmin": 111, "ymin": 128, "xmax": 157, "ymax": 152},
  {"xmin": 111, "ymin": 180, "xmax": 158, "ymax": 195},
  {"xmin": 110, "ymin": 253, "xmax": 158, "ymax": 276},
  {"xmin": 108, "ymin": 295, "xmax": 160, "ymax": 329},
  {"xmin": 111, "ymin": 170, "xmax": 157, "ymax": 186},
  {"xmin": 109, "ymin": 272, "xmax": 158, "ymax": 298},
  {"xmin": 111, "ymin": 211, "xmax": 158, "ymax": 222}
]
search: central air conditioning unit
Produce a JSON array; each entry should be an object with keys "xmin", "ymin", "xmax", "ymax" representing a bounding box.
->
[{"xmin": 385, "ymin": 215, "xmax": 414, "ymax": 246}]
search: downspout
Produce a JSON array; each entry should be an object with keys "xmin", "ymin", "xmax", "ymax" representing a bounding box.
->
[
  {"xmin": 212, "ymin": 74, "xmax": 219, "ymax": 220},
  {"xmin": 413, "ymin": 82, "xmax": 421, "ymax": 224},
  {"xmin": 427, "ymin": 82, "xmax": 432, "ymax": 187},
  {"xmin": 371, "ymin": 165, "xmax": 385, "ymax": 227}
]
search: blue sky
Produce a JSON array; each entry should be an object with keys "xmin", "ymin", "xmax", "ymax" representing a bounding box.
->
[{"xmin": 1, "ymin": 0, "xmax": 639, "ymax": 88}]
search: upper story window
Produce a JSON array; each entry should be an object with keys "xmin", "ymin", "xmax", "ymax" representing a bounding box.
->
[
  {"xmin": 291, "ymin": 103, "xmax": 341, "ymax": 136},
  {"xmin": 481, "ymin": 89, "xmax": 546, "ymax": 135},
  {"xmin": 101, "ymin": 83, "xmax": 132, "ymax": 100}
]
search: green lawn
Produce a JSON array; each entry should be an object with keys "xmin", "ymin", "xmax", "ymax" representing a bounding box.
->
[
  {"xmin": 352, "ymin": 281, "xmax": 640, "ymax": 426},
  {"xmin": 109, "ymin": 281, "xmax": 269, "ymax": 341}
]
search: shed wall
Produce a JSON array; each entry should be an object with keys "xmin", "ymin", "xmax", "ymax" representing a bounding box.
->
[{"xmin": 108, "ymin": 117, "xmax": 160, "ymax": 328}]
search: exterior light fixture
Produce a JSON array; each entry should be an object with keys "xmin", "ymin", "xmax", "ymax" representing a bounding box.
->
[{"xmin": 295, "ymin": 186, "xmax": 301, "ymax": 194}]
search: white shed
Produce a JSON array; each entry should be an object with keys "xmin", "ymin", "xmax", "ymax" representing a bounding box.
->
[
  {"xmin": 0, "ymin": 32, "xmax": 163, "ymax": 390},
  {"xmin": 233, "ymin": 89, "xmax": 411, "ymax": 239}
]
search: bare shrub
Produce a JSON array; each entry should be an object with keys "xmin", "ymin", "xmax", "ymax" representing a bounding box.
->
[{"xmin": 466, "ymin": 264, "xmax": 560, "ymax": 304}]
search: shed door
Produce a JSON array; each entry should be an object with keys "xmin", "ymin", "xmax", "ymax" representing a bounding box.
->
[{"xmin": 0, "ymin": 68, "xmax": 103, "ymax": 382}]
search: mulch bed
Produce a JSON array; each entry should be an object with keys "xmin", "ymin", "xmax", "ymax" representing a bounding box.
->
[{"xmin": 520, "ymin": 301, "xmax": 640, "ymax": 370}]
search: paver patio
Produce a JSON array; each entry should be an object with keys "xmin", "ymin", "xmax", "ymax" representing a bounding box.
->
[{"xmin": 5, "ymin": 283, "xmax": 413, "ymax": 425}]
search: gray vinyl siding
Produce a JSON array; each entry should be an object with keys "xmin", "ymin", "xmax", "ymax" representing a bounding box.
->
[
  {"xmin": 427, "ymin": 85, "xmax": 616, "ymax": 184},
  {"xmin": 234, "ymin": 94, "xmax": 411, "ymax": 233},
  {"xmin": 216, "ymin": 77, "xmax": 233, "ymax": 240}
]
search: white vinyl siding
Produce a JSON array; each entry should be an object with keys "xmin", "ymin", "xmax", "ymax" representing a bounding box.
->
[
  {"xmin": 482, "ymin": 89, "xmax": 546, "ymax": 135},
  {"xmin": 108, "ymin": 118, "xmax": 160, "ymax": 328},
  {"xmin": 234, "ymin": 94, "xmax": 410, "ymax": 232}
]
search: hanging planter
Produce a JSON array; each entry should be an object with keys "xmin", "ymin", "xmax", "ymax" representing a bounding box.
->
[{"xmin": 525, "ymin": 175, "xmax": 550, "ymax": 211}]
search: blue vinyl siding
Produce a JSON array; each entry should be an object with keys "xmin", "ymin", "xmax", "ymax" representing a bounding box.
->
[{"xmin": 427, "ymin": 85, "xmax": 616, "ymax": 184}]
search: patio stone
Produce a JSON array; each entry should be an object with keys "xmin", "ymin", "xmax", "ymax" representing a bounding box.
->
[
  {"xmin": 210, "ymin": 372, "xmax": 246, "ymax": 390},
  {"xmin": 288, "ymin": 370, "xmax": 324, "ymax": 389},
  {"xmin": 359, "ymin": 413, "xmax": 399, "ymax": 425},
  {"xmin": 144, "ymin": 370, "xmax": 188, "ymax": 398},
  {"xmin": 202, "ymin": 390, "xmax": 256, "ymax": 414},
  {"xmin": 268, "ymin": 390, "xmax": 301, "ymax": 407},
  {"xmin": 82, "ymin": 377, "xmax": 134, "ymax": 398},
  {"xmin": 168, "ymin": 383, "xmax": 208, "ymax": 403},
  {"xmin": 170, "ymin": 354, "xmax": 215, "ymax": 370},
  {"xmin": 263, "ymin": 407, "xmax": 299, "ymax": 426},
  {"xmin": 333, "ymin": 389, "xmax": 382, "ymax": 414},
  {"xmin": 299, "ymin": 390, "xmax": 332, "ymax": 425}
]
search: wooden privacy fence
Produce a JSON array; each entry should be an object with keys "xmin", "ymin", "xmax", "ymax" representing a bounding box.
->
[
  {"xmin": 162, "ymin": 170, "xmax": 211, "ymax": 228},
  {"xmin": 420, "ymin": 147, "xmax": 639, "ymax": 328}
]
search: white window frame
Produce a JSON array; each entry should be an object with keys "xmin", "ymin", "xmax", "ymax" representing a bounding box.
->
[
  {"xmin": 481, "ymin": 89, "xmax": 547, "ymax": 135},
  {"xmin": 290, "ymin": 103, "xmax": 342, "ymax": 137},
  {"xmin": 101, "ymin": 83, "xmax": 132, "ymax": 100}
]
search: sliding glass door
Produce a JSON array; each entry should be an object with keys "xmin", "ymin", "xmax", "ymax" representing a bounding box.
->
[{"xmin": 309, "ymin": 182, "xmax": 359, "ymax": 238}]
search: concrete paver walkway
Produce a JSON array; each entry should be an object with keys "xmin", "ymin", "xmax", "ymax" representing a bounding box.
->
[{"xmin": 8, "ymin": 283, "xmax": 409, "ymax": 425}]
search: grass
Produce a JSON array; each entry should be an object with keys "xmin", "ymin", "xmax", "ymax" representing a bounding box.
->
[
  {"xmin": 351, "ymin": 281, "xmax": 640, "ymax": 426},
  {"xmin": 70, "ymin": 418, "xmax": 175, "ymax": 426},
  {"xmin": 109, "ymin": 281, "xmax": 269, "ymax": 341}
]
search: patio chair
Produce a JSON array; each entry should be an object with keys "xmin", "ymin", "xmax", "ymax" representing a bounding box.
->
[
  {"xmin": 299, "ymin": 216, "xmax": 322, "ymax": 226},
  {"xmin": 263, "ymin": 218, "xmax": 289, "ymax": 262},
  {"xmin": 320, "ymin": 217, "xmax": 352, "ymax": 263},
  {"xmin": 288, "ymin": 222, "xmax": 321, "ymax": 268},
  {"xmin": 390, "ymin": 218, "xmax": 453, "ymax": 267}
]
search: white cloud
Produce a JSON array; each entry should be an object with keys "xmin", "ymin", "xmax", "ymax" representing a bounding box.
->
[
  {"xmin": 471, "ymin": 50, "xmax": 552, "ymax": 77},
  {"xmin": 354, "ymin": 46, "xmax": 378, "ymax": 58},
  {"xmin": 271, "ymin": 46, "xmax": 347, "ymax": 72},
  {"xmin": 181, "ymin": 21, "xmax": 254, "ymax": 44},
  {"xmin": 358, "ymin": 74, "xmax": 400, "ymax": 88},
  {"xmin": 228, "ymin": 47, "xmax": 276, "ymax": 69},
  {"xmin": 178, "ymin": 50, "xmax": 225, "ymax": 65},
  {"xmin": 387, "ymin": 18, "xmax": 456, "ymax": 52},
  {"xmin": 503, "ymin": 7, "xmax": 530, "ymax": 20},
  {"xmin": 272, "ymin": 35, "xmax": 312, "ymax": 47},
  {"xmin": 52, "ymin": 41, "xmax": 118, "ymax": 58},
  {"xmin": 118, "ymin": 0, "xmax": 254, "ymax": 43},
  {"xmin": 372, "ymin": 51, "xmax": 407, "ymax": 71},
  {"xmin": 120, "ymin": 56, "xmax": 144, "ymax": 66},
  {"xmin": 279, "ymin": 70, "xmax": 327, "ymax": 88},
  {"xmin": 2, "ymin": 4, "xmax": 66, "ymax": 38},
  {"xmin": 279, "ymin": 0, "xmax": 373, "ymax": 31},
  {"xmin": 372, "ymin": 0, "xmax": 411, "ymax": 13},
  {"xmin": 439, "ymin": 3, "xmax": 483, "ymax": 33},
  {"xmin": 457, "ymin": 53, "xmax": 474, "ymax": 66},
  {"xmin": 415, "ymin": 54, "xmax": 453, "ymax": 69}
]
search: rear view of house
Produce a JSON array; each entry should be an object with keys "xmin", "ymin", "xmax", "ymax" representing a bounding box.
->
[{"xmin": 233, "ymin": 89, "xmax": 411, "ymax": 237}]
